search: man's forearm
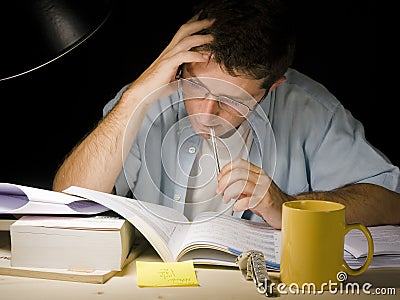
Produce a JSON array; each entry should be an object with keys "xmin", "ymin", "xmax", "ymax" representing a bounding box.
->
[
  {"xmin": 52, "ymin": 87, "xmax": 149, "ymax": 193},
  {"xmin": 295, "ymin": 183, "xmax": 400, "ymax": 226}
]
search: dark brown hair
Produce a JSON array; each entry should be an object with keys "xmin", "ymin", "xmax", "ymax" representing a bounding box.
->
[{"xmin": 192, "ymin": 0, "xmax": 296, "ymax": 90}]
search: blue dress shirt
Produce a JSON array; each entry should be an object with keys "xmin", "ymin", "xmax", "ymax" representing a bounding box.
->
[{"xmin": 103, "ymin": 68, "xmax": 399, "ymax": 222}]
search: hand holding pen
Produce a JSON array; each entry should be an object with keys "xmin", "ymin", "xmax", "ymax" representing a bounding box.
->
[{"xmin": 215, "ymin": 156, "xmax": 293, "ymax": 230}]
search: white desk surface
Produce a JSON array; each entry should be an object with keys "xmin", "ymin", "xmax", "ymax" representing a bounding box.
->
[{"xmin": 1, "ymin": 245, "xmax": 399, "ymax": 300}]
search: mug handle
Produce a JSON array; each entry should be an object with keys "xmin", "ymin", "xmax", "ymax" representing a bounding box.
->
[{"xmin": 342, "ymin": 223, "xmax": 374, "ymax": 276}]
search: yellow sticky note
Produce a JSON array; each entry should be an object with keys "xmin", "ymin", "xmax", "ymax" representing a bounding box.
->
[{"xmin": 136, "ymin": 261, "xmax": 199, "ymax": 287}]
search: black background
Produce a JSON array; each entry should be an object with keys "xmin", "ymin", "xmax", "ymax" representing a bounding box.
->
[{"xmin": 1, "ymin": 0, "xmax": 387, "ymax": 190}]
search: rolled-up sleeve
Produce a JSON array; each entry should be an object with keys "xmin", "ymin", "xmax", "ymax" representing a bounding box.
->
[{"xmin": 310, "ymin": 104, "xmax": 399, "ymax": 192}]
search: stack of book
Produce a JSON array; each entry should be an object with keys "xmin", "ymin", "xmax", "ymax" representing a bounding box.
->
[
  {"xmin": 10, "ymin": 215, "xmax": 136, "ymax": 270},
  {"xmin": 0, "ymin": 218, "xmax": 142, "ymax": 284},
  {"xmin": 0, "ymin": 183, "xmax": 144, "ymax": 283}
]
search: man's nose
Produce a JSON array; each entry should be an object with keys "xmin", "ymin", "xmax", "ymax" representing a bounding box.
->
[{"xmin": 201, "ymin": 96, "xmax": 219, "ymax": 115}]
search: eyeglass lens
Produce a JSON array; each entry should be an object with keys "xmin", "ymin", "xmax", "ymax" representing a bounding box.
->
[{"xmin": 180, "ymin": 78, "xmax": 250, "ymax": 116}]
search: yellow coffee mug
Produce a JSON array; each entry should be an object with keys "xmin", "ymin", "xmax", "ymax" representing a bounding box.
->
[{"xmin": 280, "ymin": 200, "xmax": 374, "ymax": 290}]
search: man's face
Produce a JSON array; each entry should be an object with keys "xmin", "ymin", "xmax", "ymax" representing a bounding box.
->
[{"xmin": 182, "ymin": 60, "xmax": 266, "ymax": 138}]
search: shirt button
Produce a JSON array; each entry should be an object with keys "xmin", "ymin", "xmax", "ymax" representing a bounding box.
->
[
  {"xmin": 188, "ymin": 146, "xmax": 196, "ymax": 154},
  {"xmin": 173, "ymin": 194, "xmax": 181, "ymax": 201}
]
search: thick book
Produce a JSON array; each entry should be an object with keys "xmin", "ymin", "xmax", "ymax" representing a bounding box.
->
[
  {"xmin": 344, "ymin": 225, "xmax": 400, "ymax": 258},
  {"xmin": 344, "ymin": 250, "xmax": 400, "ymax": 269},
  {"xmin": 0, "ymin": 218, "xmax": 16, "ymax": 231},
  {"xmin": 0, "ymin": 183, "xmax": 109, "ymax": 215},
  {"xmin": 62, "ymin": 186, "xmax": 282, "ymax": 270},
  {"xmin": 0, "ymin": 231, "xmax": 148, "ymax": 284},
  {"xmin": 10, "ymin": 215, "xmax": 135, "ymax": 271}
]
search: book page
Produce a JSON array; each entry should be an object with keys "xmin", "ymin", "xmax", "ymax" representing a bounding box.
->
[
  {"xmin": 0, "ymin": 183, "xmax": 108, "ymax": 215},
  {"xmin": 137, "ymin": 200, "xmax": 189, "ymax": 238},
  {"xmin": 344, "ymin": 225, "xmax": 400, "ymax": 258},
  {"xmin": 344, "ymin": 250, "xmax": 400, "ymax": 269},
  {"xmin": 63, "ymin": 186, "xmax": 189, "ymax": 262},
  {"xmin": 12, "ymin": 215, "xmax": 126, "ymax": 230},
  {"xmin": 172, "ymin": 212, "xmax": 281, "ymax": 267}
]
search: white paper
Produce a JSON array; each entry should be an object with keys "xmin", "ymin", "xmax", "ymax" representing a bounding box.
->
[
  {"xmin": 344, "ymin": 225, "xmax": 400, "ymax": 258},
  {"xmin": 0, "ymin": 183, "xmax": 109, "ymax": 215}
]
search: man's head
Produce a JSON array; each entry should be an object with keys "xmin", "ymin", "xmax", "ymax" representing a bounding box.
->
[
  {"xmin": 192, "ymin": 0, "xmax": 295, "ymax": 90},
  {"xmin": 181, "ymin": 0, "xmax": 295, "ymax": 137}
]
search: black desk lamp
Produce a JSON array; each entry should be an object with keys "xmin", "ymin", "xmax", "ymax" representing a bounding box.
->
[{"xmin": 0, "ymin": 0, "xmax": 113, "ymax": 81}]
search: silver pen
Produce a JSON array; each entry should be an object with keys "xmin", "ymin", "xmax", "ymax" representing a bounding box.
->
[{"xmin": 209, "ymin": 127, "xmax": 221, "ymax": 174}]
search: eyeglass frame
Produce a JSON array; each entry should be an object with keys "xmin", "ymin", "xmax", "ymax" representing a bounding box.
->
[{"xmin": 176, "ymin": 64, "xmax": 266, "ymax": 117}]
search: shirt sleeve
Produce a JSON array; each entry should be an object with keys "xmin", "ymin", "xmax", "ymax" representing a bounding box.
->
[
  {"xmin": 102, "ymin": 83, "xmax": 131, "ymax": 117},
  {"xmin": 309, "ymin": 104, "xmax": 399, "ymax": 192},
  {"xmin": 114, "ymin": 139, "xmax": 142, "ymax": 197}
]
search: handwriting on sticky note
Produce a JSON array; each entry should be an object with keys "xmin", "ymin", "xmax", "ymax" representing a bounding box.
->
[{"xmin": 136, "ymin": 261, "xmax": 199, "ymax": 287}]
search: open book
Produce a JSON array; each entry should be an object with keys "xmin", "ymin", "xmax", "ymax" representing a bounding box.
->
[
  {"xmin": 345, "ymin": 225, "xmax": 400, "ymax": 258},
  {"xmin": 344, "ymin": 225, "xmax": 400, "ymax": 269},
  {"xmin": 0, "ymin": 183, "xmax": 109, "ymax": 215},
  {"xmin": 63, "ymin": 186, "xmax": 281, "ymax": 270}
]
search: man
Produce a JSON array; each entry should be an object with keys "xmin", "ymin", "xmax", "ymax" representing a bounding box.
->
[{"xmin": 53, "ymin": 0, "xmax": 399, "ymax": 229}]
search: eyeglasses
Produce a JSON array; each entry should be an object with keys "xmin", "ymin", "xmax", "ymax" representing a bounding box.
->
[{"xmin": 178, "ymin": 77, "xmax": 254, "ymax": 117}]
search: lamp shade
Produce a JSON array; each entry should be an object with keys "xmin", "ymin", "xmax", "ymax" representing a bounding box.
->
[{"xmin": 0, "ymin": 0, "xmax": 113, "ymax": 81}]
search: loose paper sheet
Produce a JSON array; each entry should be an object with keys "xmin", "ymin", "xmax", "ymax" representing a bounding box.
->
[{"xmin": 136, "ymin": 261, "xmax": 199, "ymax": 287}]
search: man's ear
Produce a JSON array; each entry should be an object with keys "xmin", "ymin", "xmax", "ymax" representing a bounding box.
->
[{"xmin": 269, "ymin": 76, "xmax": 286, "ymax": 92}]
